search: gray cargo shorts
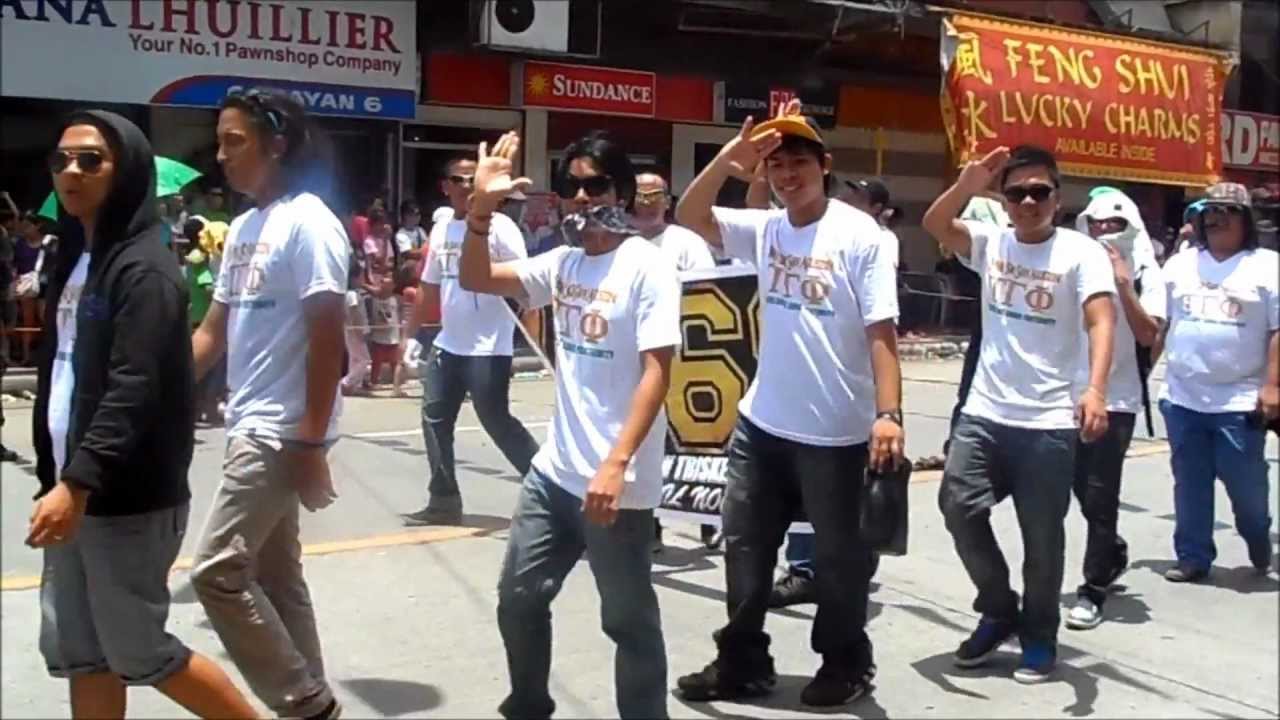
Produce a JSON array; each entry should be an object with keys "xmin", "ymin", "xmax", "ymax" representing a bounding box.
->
[{"xmin": 38, "ymin": 503, "xmax": 193, "ymax": 685}]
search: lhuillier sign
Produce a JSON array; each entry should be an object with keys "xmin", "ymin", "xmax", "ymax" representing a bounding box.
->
[{"xmin": 940, "ymin": 12, "xmax": 1236, "ymax": 186}]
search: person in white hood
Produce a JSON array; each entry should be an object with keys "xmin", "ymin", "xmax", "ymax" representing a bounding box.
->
[{"xmin": 1064, "ymin": 189, "xmax": 1166, "ymax": 630}]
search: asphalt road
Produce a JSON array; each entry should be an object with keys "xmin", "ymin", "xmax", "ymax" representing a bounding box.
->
[{"xmin": 1, "ymin": 361, "xmax": 1277, "ymax": 718}]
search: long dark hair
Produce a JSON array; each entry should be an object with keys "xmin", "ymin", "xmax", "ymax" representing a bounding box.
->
[
  {"xmin": 1193, "ymin": 206, "xmax": 1259, "ymax": 250},
  {"xmin": 220, "ymin": 90, "xmax": 334, "ymax": 206}
]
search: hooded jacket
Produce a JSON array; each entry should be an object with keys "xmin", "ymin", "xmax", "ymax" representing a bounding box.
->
[
  {"xmin": 32, "ymin": 111, "xmax": 194, "ymax": 516},
  {"xmin": 1075, "ymin": 190, "xmax": 1159, "ymax": 269}
]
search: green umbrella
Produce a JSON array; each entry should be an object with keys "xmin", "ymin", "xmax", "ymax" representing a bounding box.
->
[{"xmin": 37, "ymin": 156, "xmax": 202, "ymax": 220}]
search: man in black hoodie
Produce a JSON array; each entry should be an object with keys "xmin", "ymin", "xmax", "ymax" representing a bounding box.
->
[{"xmin": 28, "ymin": 111, "xmax": 257, "ymax": 719}]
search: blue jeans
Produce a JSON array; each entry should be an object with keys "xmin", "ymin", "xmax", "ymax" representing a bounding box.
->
[
  {"xmin": 1160, "ymin": 400, "xmax": 1272, "ymax": 572},
  {"xmin": 786, "ymin": 532, "xmax": 816, "ymax": 578},
  {"xmin": 496, "ymin": 470, "xmax": 667, "ymax": 720}
]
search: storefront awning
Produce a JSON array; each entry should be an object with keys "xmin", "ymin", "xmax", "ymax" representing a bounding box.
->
[{"xmin": 938, "ymin": 11, "xmax": 1237, "ymax": 187}]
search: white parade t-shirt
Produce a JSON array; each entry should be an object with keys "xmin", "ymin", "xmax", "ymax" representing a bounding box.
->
[
  {"xmin": 423, "ymin": 213, "xmax": 527, "ymax": 357},
  {"xmin": 1075, "ymin": 252, "xmax": 1167, "ymax": 413},
  {"xmin": 47, "ymin": 253, "xmax": 90, "ymax": 474},
  {"xmin": 714, "ymin": 199, "xmax": 899, "ymax": 446},
  {"xmin": 514, "ymin": 236, "xmax": 682, "ymax": 509},
  {"xmin": 214, "ymin": 192, "xmax": 350, "ymax": 441},
  {"xmin": 961, "ymin": 222, "xmax": 1117, "ymax": 429},
  {"xmin": 1159, "ymin": 247, "xmax": 1280, "ymax": 413},
  {"xmin": 879, "ymin": 227, "xmax": 901, "ymax": 271},
  {"xmin": 648, "ymin": 224, "xmax": 716, "ymax": 272}
]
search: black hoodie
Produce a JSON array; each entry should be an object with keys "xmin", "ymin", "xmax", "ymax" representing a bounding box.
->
[{"xmin": 32, "ymin": 111, "xmax": 194, "ymax": 516}]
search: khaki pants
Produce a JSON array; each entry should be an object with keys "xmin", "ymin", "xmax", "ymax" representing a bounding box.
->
[{"xmin": 191, "ymin": 435, "xmax": 333, "ymax": 717}]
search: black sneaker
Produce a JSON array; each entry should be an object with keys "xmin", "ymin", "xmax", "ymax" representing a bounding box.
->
[
  {"xmin": 677, "ymin": 657, "xmax": 777, "ymax": 702},
  {"xmin": 800, "ymin": 659, "xmax": 877, "ymax": 707},
  {"xmin": 1163, "ymin": 563, "xmax": 1209, "ymax": 583},
  {"xmin": 954, "ymin": 617, "xmax": 1016, "ymax": 668},
  {"xmin": 303, "ymin": 698, "xmax": 341, "ymax": 720},
  {"xmin": 401, "ymin": 506, "xmax": 463, "ymax": 527},
  {"xmin": 700, "ymin": 524, "xmax": 723, "ymax": 550},
  {"xmin": 768, "ymin": 571, "xmax": 817, "ymax": 608},
  {"xmin": 0, "ymin": 444, "xmax": 19, "ymax": 463}
]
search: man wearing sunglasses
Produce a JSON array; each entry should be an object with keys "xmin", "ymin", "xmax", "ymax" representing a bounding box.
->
[
  {"xmin": 1065, "ymin": 190, "xmax": 1166, "ymax": 630},
  {"xmin": 400, "ymin": 155, "xmax": 541, "ymax": 526},
  {"xmin": 1158, "ymin": 182, "xmax": 1279, "ymax": 583},
  {"xmin": 923, "ymin": 144, "xmax": 1116, "ymax": 684}
]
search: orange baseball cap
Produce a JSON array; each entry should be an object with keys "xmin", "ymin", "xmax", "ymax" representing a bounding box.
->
[{"xmin": 750, "ymin": 114, "xmax": 825, "ymax": 147}]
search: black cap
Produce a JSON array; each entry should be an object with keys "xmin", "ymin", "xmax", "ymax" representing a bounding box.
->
[{"xmin": 846, "ymin": 177, "xmax": 890, "ymax": 207}]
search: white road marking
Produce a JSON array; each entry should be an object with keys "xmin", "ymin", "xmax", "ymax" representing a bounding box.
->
[{"xmin": 349, "ymin": 421, "xmax": 550, "ymax": 440}]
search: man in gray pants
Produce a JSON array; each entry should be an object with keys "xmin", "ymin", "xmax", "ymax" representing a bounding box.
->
[{"xmin": 400, "ymin": 154, "xmax": 541, "ymax": 526}]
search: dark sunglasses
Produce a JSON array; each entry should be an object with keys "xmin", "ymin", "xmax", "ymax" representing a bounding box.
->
[
  {"xmin": 48, "ymin": 149, "xmax": 105, "ymax": 175},
  {"xmin": 1204, "ymin": 205, "xmax": 1245, "ymax": 218},
  {"xmin": 1002, "ymin": 184, "xmax": 1055, "ymax": 204},
  {"xmin": 1087, "ymin": 217, "xmax": 1129, "ymax": 231},
  {"xmin": 556, "ymin": 174, "xmax": 614, "ymax": 200},
  {"xmin": 447, "ymin": 174, "xmax": 475, "ymax": 187},
  {"xmin": 230, "ymin": 89, "xmax": 287, "ymax": 135}
]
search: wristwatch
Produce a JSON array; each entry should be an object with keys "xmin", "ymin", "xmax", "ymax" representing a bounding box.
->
[{"xmin": 876, "ymin": 409, "xmax": 903, "ymax": 427}]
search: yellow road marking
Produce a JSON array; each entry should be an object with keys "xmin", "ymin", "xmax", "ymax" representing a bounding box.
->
[{"xmin": 1, "ymin": 526, "xmax": 492, "ymax": 592}]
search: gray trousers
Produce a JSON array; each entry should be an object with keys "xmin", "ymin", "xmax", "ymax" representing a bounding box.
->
[
  {"xmin": 191, "ymin": 435, "xmax": 333, "ymax": 718},
  {"xmin": 940, "ymin": 414, "xmax": 1076, "ymax": 646}
]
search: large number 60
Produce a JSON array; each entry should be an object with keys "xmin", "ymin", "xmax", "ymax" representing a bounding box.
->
[{"xmin": 665, "ymin": 281, "xmax": 760, "ymax": 453}]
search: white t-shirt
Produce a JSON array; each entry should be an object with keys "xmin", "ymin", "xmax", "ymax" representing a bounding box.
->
[
  {"xmin": 961, "ymin": 223, "xmax": 1117, "ymax": 429},
  {"xmin": 1075, "ymin": 254, "xmax": 1167, "ymax": 413},
  {"xmin": 395, "ymin": 226, "xmax": 427, "ymax": 254},
  {"xmin": 880, "ymin": 227, "xmax": 901, "ymax": 271},
  {"xmin": 648, "ymin": 224, "xmax": 716, "ymax": 272},
  {"xmin": 514, "ymin": 236, "xmax": 682, "ymax": 509},
  {"xmin": 47, "ymin": 253, "xmax": 89, "ymax": 474},
  {"xmin": 714, "ymin": 200, "xmax": 899, "ymax": 446},
  {"xmin": 215, "ymin": 193, "xmax": 350, "ymax": 441},
  {"xmin": 423, "ymin": 213, "xmax": 528, "ymax": 356},
  {"xmin": 1159, "ymin": 247, "xmax": 1280, "ymax": 413}
]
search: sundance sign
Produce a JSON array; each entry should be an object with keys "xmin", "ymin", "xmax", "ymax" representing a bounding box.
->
[{"xmin": 523, "ymin": 61, "xmax": 655, "ymax": 117}]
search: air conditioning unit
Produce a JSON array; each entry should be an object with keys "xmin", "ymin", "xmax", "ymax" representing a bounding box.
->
[{"xmin": 478, "ymin": 0, "xmax": 570, "ymax": 53}]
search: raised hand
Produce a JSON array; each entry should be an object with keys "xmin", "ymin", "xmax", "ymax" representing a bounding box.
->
[
  {"xmin": 472, "ymin": 131, "xmax": 532, "ymax": 216},
  {"xmin": 714, "ymin": 116, "xmax": 784, "ymax": 179},
  {"xmin": 956, "ymin": 146, "xmax": 1010, "ymax": 196}
]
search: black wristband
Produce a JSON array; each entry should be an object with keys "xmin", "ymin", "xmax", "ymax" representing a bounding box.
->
[{"xmin": 876, "ymin": 409, "xmax": 903, "ymax": 427}]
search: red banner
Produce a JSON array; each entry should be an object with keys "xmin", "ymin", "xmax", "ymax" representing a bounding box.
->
[
  {"xmin": 1222, "ymin": 110, "xmax": 1280, "ymax": 174},
  {"xmin": 523, "ymin": 61, "xmax": 655, "ymax": 117},
  {"xmin": 940, "ymin": 13, "xmax": 1236, "ymax": 187}
]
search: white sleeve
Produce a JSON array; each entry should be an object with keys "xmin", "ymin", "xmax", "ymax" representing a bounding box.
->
[
  {"xmin": 682, "ymin": 228, "xmax": 717, "ymax": 270},
  {"xmin": 513, "ymin": 246, "xmax": 569, "ymax": 310},
  {"xmin": 1076, "ymin": 240, "xmax": 1118, "ymax": 304},
  {"xmin": 421, "ymin": 223, "xmax": 444, "ymax": 285},
  {"xmin": 635, "ymin": 256, "xmax": 683, "ymax": 352},
  {"xmin": 1137, "ymin": 260, "xmax": 1167, "ymax": 322},
  {"xmin": 492, "ymin": 214, "xmax": 529, "ymax": 262},
  {"xmin": 711, "ymin": 207, "xmax": 768, "ymax": 264},
  {"xmin": 854, "ymin": 235, "xmax": 900, "ymax": 326},
  {"xmin": 212, "ymin": 219, "xmax": 239, "ymax": 304},
  {"xmin": 1263, "ymin": 252, "xmax": 1280, "ymax": 332},
  {"xmin": 292, "ymin": 212, "xmax": 349, "ymax": 300},
  {"xmin": 958, "ymin": 220, "xmax": 998, "ymax": 272}
]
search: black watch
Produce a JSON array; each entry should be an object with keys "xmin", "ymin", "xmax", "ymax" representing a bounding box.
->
[{"xmin": 875, "ymin": 409, "xmax": 903, "ymax": 427}]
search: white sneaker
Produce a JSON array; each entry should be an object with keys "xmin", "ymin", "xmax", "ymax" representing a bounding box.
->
[{"xmin": 1065, "ymin": 597, "xmax": 1102, "ymax": 630}]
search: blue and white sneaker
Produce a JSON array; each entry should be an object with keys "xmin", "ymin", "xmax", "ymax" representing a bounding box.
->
[
  {"xmin": 1013, "ymin": 642, "xmax": 1056, "ymax": 684},
  {"xmin": 954, "ymin": 617, "xmax": 1016, "ymax": 668}
]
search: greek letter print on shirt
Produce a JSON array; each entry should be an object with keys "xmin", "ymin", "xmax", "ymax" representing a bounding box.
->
[
  {"xmin": 48, "ymin": 253, "xmax": 91, "ymax": 474},
  {"xmin": 513, "ymin": 236, "xmax": 682, "ymax": 510}
]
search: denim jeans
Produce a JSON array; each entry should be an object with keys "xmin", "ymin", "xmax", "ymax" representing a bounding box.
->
[
  {"xmin": 939, "ymin": 414, "xmax": 1075, "ymax": 647},
  {"xmin": 496, "ymin": 470, "xmax": 667, "ymax": 720},
  {"xmin": 1073, "ymin": 412, "xmax": 1136, "ymax": 604},
  {"xmin": 785, "ymin": 532, "xmax": 815, "ymax": 578},
  {"xmin": 421, "ymin": 347, "xmax": 540, "ymax": 506},
  {"xmin": 719, "ymin": 417, "xmax": 873, "ymax": 667},
  {"xmin": 1160, "ymin": 400, "xmax": 1272, "ymax": 572}
]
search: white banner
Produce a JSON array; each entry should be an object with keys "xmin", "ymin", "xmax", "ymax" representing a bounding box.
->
[{"xmin": 0, "ymin": 0, "xmax": 417, "ymax": 118}]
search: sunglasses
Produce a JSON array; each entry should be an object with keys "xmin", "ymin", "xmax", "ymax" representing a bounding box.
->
[
  {"xmin": 1002, "ymin": 184, "xmax": 1055, "ymax": 204},
  {"xmin": 447, "ymin": 174, "xmax": 475, "ymax": 187},
  {"xmin": 1204, "ymin": 205, "xmax": 1245, "ymax": 218},
  {"xmin": 48, "ymin": 149, "xmax": 106, "ymax": 175},
  {"xmin": 232, "ymin": 89, "xmax": 287, "ymax": 135},
  {"xmin": 634, "ymin": 189, "xmax": 668, "ymax": 205},
  {"xmin": 1087, "ymin": 217, "xmax": 1129, "ymax": 231},
  {"xmin": 556, "ymin": 174, "xmax": 614, "ymax": 200}
]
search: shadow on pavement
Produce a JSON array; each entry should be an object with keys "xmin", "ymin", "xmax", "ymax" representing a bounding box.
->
[
  {"xmin": 1130, "ymin": 559, "xmax": 1280, "ymax": 594},
  {"xmin": 673, "ymin": 675, "xmax": 890, "ymax": 719},
  {"xmin": 910, "ymin": 650, "xmax": 1104, "ymax": 716},
  {"xmin": 339, "ymin": 677, "xmax": 442, "ymax": 716},
  {"xmin": 651, "ymin": 569, "xmax": 884, "ymax": 624}
]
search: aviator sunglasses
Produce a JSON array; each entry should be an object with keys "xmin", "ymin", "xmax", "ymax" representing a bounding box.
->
[
  {"xmin": 1002, "ymin": 184, "xmax": 1055, "ymax": 204},
  {"xmin": 556, "ymin": 174, "xmax": 614, "ymax": 200},
  {"xmin": 48, "ymin": 149, "xmax": 105, "ymax": 175}
]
